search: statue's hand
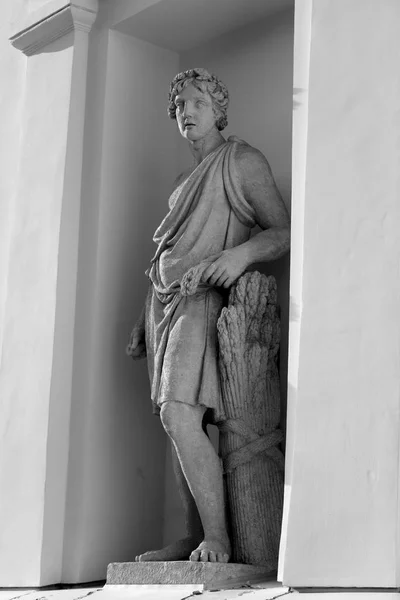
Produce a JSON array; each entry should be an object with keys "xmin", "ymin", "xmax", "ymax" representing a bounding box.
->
[
  {"xmin": 201, "ymin": 248, "xmax": 249, "ymax": 289},
  {"xmin": 126, "ymin": 327, "xmax": 147, "ymax": 360}
]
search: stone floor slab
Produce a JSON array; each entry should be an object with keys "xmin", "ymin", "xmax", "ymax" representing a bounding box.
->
[
  {"xmin": 107, "ymin": 561, "xmax": 276, "ymax": 591},
  {"xmin": 0, "ymin": 589, "xmax": 101, "ymax": 600},
  {"xmin": 101, "ymin": 584, "xmax": 288, "ymax": 599},
  {"xmin": 0, "ymin": 592, "xmax": 102, "ymax": 600},
  {"xmin": 293, "ymin": 595, "xmax": 400, "ymax": 600},
  {"xmin": 2, "ymin": 585, "xmax": 398, "ymax": 600},
  {"xmin": 197, "ymin": 583, "xmax": 290, "ymax": 600},
  {"xmin": 100, "ymin": 584, "xmax": 202, "ymax": 599}
]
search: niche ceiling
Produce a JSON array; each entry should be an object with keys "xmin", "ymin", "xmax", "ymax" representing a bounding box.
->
[{"xmin": 109, "ymin": 0, "xmax": 294, "ymax": 52}]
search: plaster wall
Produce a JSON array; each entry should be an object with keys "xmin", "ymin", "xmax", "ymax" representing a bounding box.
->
[
  {"xmin": 280, "ymin": 0, "xmax": 400, "ymax": 587},
  {"xmin": 278, "ymin": 0, "xmax": 311, "ymax": 578},
  {"xmin": 62, "ymin": 29, "xmax": 180, "ymax": 582},
  {"xmin": 0, "ymin": 0, "xmax": 26, "ymax": 366},
  {"xmin": 0, "ymin": 27, "xmax": 75, "ymax": 585},
  {"xmin": 0, "ymin": 0, "xmax": 28, "ymax": 584},
  {"xmin": 163, "ymin": 9, "xmax": 294, "ymax": 546}
]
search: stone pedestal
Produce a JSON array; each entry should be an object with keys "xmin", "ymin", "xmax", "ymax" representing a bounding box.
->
[{"xmin": 107, "ymin": 561, "xmax": 276, "ymax": 591}]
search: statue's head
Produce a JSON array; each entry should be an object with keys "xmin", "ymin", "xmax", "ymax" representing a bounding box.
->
[{"xmin": 168, "ymin": 68, "xmax": 229, "ymax": 134}]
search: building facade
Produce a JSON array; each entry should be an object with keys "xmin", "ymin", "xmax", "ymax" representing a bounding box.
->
[{"xmin": 0, "ymin": 0, "xmax": 399, "ymax": 589}]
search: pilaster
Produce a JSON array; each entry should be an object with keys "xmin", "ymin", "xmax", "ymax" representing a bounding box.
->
[
  {"xmin": 279, "ymin": 0, "xmax": 400, "ymax": 588},
  {"xmin": 0, "ymin": 0, "xmax": 98, "ymax": 586}
]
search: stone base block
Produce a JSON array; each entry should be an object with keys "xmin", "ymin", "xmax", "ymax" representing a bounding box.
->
[{"xmin": 106, "ymin": 561, "xmax": 276, "ymax": 590}]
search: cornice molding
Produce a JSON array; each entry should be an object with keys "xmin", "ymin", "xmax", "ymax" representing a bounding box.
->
[{"xmin": 10, "ymin": 1, "xmax": 98, "ymax": 56}]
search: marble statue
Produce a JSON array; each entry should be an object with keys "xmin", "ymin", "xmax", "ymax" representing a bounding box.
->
[{"xmin": 126, "ymin": 68, "xmax": 290, "ymax": 566}]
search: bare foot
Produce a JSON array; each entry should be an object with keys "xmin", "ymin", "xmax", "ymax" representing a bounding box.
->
[
  {"xmin": 189, "ymin": 537, "xmax": 231, "ymax": 563},
  {"xmin": 135, "ymin": 536, "xmax": 202, "ymax": 562}
]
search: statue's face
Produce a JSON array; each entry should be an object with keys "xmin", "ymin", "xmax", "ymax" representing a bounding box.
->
[{"xmin": 174, "ymin": 83, "xmax": 219, "ymax": 141}]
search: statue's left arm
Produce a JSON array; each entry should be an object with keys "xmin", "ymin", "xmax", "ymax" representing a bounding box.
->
[{"xmin": 203, "ymin": 146, "xmax": 290, "ymax": 288}]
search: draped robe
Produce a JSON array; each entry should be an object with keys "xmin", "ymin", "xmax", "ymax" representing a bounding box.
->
[{"xmin": 145, "ymin": 136, "xmax": 257, "ymax": 422}]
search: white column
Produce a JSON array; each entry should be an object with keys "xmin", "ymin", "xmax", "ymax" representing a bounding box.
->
[
  {"xmin": 280, "ymin": 0, "xmax": 400, "ymax": 588},
  {"xmin": 0, "ymin": 1, "xmax": 97, "ymax": 586}
]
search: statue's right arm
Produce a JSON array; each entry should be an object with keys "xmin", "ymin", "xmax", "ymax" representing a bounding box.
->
[
  {"xmin": 126, "ymin": 290, "xmax": 148, "ymax": 360},
  {"xmin": 127, "ymin": 169, "xmax": 187, "ymax": 359}
]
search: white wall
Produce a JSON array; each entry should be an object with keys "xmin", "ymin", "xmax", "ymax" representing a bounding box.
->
[
  {"xmin": 62, "ymin": 29, "xmax": 180, "ymax": 582},
  {"xmin": 0, "ymin": 0, "xmax": 28, "ymax": 583},
  {"xmin": 278, "ymin": 0, "xmax": 311, "ymax": 580},
  {"xmin": 0, "ymin": 0, "xmax": 26, "ymax": 366},
  {"xmin": 0, "ymin": 25, "xmax": 76, "ymax": 585},
  {"xmin": 280, "ymin": 0, "xmax": 400, "ymax": 587},
  {"xmin": 163, "ymin": 9, "xmax": 294, "ymax": 546}
]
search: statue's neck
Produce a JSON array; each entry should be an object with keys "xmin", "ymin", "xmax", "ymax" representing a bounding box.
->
[{"xmin": 188, "ymin": 130, "xmax": 226, "ymax": 166}]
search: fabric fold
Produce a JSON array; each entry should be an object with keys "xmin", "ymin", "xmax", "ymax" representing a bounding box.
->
[{"xmin": 144, "ymin": 136, "xmax": 257, "ymax": 420}]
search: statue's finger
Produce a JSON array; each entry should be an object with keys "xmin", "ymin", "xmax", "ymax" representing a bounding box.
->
[
  {"xmin": 130, "ymin": 342, "xmax": 146, "ymax": 360},
  {"xmin": 209, "ymin": 272, "xmax": 223, "ymax": 285},
  {"xmin": 201, "ymin": 263, "xmax": 217, "ymax": 282},
  {"xmin": 222, "ymin": 277, "xmax": 233, "ymax": 289},
  {"xmin": 215, "ymin": 272, "xmax": 229, "ymax": 287},
  {"xmin": 210, "ymin": 264, "xmax": 227, "ymax": 282}
]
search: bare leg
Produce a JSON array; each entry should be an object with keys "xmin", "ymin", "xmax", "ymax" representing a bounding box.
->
[
  {"xmin": 161, "ymin": 402, "xmax": 231, "ymax": 563},
  {"xmin": 171, "ymin": 442, "xmax": 204, "ymax": 539},
  {"xmin": 136, "ymin": 443, "xmax": 203, "ymax": 561}
]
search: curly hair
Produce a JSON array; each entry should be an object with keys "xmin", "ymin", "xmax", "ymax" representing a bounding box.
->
[{"xmin": 168, "ymin": 68, "xmax": 229, "ymax": 131}]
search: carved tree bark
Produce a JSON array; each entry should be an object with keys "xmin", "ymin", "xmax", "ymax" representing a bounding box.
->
[{"xmin": 217, "ymin": 271, "xmax": 284, "ymax": 569}]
